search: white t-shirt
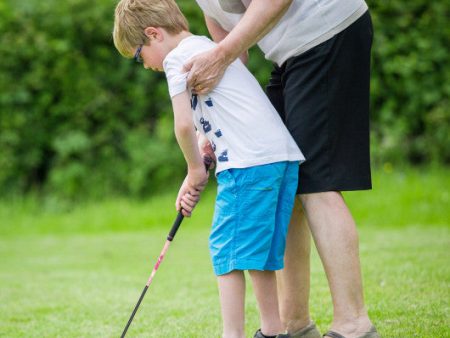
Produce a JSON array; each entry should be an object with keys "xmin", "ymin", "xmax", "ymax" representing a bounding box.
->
[
  {"xmin": 163, "ymin": 35, "xmax": 305, "ymax": 174},
  {"xmin": 195, "ymin": 0, "xmax": 368, "ymax": 66}
]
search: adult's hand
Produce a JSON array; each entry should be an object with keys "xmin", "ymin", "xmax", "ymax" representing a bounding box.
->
[
  {"xmin": 183, "ymin": 46, "xmax": 230, "ymax": 95},
  {"xmin": 185, "ymin": 0, "xmax": 293, "ymax": 94}
]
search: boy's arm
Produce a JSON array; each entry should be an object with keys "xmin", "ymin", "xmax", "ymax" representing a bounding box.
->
[
  {"xmin": 172, "ymin": 91, "xmax": 204, "ymax": 172},
  {"xmin": 172, "ymin": 91, "xmax": 209, "ymax": 216}
]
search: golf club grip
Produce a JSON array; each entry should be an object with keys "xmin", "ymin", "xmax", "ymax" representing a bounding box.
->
[
  {"xmin": 167, "ymin": 211, "xmax": 184, "ymax": 241},
  {"xmin": 167, "ymin": 157, "xmax": 213, "ymax": 241}
]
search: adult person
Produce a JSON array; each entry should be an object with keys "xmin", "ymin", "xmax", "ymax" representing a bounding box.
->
[{"xmin": 183, "ymin": 1, "xmax": 379, "ymax": 338}]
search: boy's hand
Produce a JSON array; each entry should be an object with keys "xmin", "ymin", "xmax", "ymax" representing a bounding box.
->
[
  {"xmin": 197, "ymin": 134, "xmax": 216, "ymax": 169},
  {"xmin": 188, "ymin": 164, "xmax": 209, "ymax": 190},
  {"xmin": 175, "ymin": 179, "xmax": 200, "ymax": 217},
  {"xmin": 175, "ymin": 167, "xmax": 209, "ymax": 217}
]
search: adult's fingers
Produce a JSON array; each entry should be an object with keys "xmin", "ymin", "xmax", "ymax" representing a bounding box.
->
[
  {"xmin": 185, "ymin": 60, "xmax": 197, "ymax": 88},
  {"xmin": 185, "ymin": 52, "xmax": 218, "ymax": 91},
  {"xmin": 195, "ymin": 84, "xmax": 211, "ymax": 95},
  {"xmin": 192, "ymin": 77, "xmax": 216, "ymax": 94},
  {"xmin": 182, "ymin": 59, "xmax": 194, "ymax": 73}
]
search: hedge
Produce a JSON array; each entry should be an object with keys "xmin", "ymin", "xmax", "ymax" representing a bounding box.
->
[{"xmin": 0, "ymin": 0, "xmax": 448, "ymax": 199}]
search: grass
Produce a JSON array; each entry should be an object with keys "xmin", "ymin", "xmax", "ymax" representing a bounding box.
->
[{"xmin": 0, "ymin": 167, "xmax": 449, "ymax": 337}]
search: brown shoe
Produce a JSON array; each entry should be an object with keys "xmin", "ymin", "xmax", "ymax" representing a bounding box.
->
[
  {"xmin": 323, "ymin": 326, "xmax": 380, "ymax": 338},
  {"xmin": 277, "ymin": 322, "xmax": 321, "ymax": 338}
]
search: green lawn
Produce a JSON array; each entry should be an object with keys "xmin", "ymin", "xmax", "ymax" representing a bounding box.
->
[{"xmin": 0, "ymin": 167, "xmax": 449, "ymax": 337}]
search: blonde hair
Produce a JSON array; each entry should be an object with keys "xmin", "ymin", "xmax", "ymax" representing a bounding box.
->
[{"xmin": 113, "ymin": 0, "xmax": 189, "ymax": 58}]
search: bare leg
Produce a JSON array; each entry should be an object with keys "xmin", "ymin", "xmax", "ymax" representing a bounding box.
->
[
  {"xmin": 249, "ymin": 270, "xmax": 284, "ymax": 336},
  {"xmin": 218, "ymin": 271, "xmax": 246, "ymax": 338},
  {"xmin": 277, "ymin": 197, "xmax": 313, "ymax": 333},
  {"xmin": 301, "ymin": 191, "xmax": 373, "ymax": 338}
]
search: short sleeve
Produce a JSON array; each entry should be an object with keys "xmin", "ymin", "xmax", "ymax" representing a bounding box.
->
[
  {"xmin": 195, "ymin": 0, "xmax": 215, "ymax": 18},
  {"xmin": 163, "ymin": 51, "xmax": 188, "ymax": 98}
]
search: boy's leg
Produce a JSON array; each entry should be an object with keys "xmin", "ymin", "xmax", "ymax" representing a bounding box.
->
[
  {"xmin": 249, "ymin": 270, "xmax": 284, "ymax": 336},
  {"xmin": 218, "ymin": 270, "xmax": 246, "ymax": 338},
  {"xmin": 277, "ymin": 197, "xmax": 313, "ymax": 333}
]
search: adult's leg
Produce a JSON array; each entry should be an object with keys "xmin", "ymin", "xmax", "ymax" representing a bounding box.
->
[
  {"xmin": 278, "ymin": 10, "xmax": 375, "ymax": 337},
  {"xmin": 218, "ymin": 271, "xmax": 246, "ymax": 338},
  {"xmin": 277, "ymin": 197, "xmax": 313, "ymax": 333},
  {"xmin": 266, "ymin": 61, "xmax": 316, "ymax": 336},
  {"xmin": 301, "ymin": 191, "xmax": 373, "ymax": 338},
  {"xmin": 249, "ymin": 270, "xmax": 284, "ymax": 336}
]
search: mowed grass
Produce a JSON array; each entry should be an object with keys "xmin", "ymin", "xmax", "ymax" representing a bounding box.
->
[{"xmin": 0, "ymin": 167, "xmax": 449, "ymax": 337}]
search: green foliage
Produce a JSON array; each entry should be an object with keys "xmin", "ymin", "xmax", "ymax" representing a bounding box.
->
[
  {"xmin": 0, "ymin": 0, "xmax": 202, "ymax": 198},
  {"xmin": 368, "ymin": 1, "xmax": 450, "ymax": 164},
  {"xmin": 0, "ymin": 0, "xmax": 448, "ymax": 199}
]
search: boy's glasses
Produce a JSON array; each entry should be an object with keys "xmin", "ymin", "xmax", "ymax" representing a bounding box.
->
[{"xmin": 134, "ymin": 44, "xmax": 143, "ymax": 63}]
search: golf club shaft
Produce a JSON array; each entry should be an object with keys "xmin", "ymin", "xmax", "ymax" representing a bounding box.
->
[
  {"xmin": 121, "ymin": 240, "xmax": 171, "ymax": 338},
  {"xmin": 121, "ymin": 157, "xmax": 213, "ymax": 337}
]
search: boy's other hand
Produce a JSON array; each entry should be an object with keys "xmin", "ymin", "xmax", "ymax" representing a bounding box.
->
[{"xmin": 197, "ymin": 134, "xmax": 216, "ymax": 169}]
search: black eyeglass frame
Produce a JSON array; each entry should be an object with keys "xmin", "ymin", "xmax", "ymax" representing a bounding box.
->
[{"xmin": 134, "ymin": 44, "xmax": 143, "ymax": 63}]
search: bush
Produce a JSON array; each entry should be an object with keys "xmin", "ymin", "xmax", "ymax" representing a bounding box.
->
[
  {"xmin": 0, "ymin": 0, "xmax": 207, "ymax": 198},
  {"xmin": 368, "ymin": 1, "xmax": 449, "ymax": 165},
  {"xmin": 0, "ymin": 0, "xmax": 448, "ymax": 199}
]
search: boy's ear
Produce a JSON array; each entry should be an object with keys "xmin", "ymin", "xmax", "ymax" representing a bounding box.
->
[{"xmin": 144, "ymin": 27, "xmax": 163, "ymax": 41}]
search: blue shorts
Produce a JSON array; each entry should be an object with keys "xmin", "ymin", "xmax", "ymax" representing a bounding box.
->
[{"xmin": 209, "ymin": 161, "xmax": 299, "ymax": 276}]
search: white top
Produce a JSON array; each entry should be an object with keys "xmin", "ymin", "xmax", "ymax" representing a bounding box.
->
[
  {"xmin": 163, "ymin": 35, "xmax": 305, "ymax": 174},
  {"xmin": 195, "ymin": 0, "xmax": 368, "ymax": 66}
]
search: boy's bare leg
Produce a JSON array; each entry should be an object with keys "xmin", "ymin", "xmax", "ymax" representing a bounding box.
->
[
  {"xmin": 249, "ymin": 270, "xmax": 284, "ymax": 336},
  {"xmin": 301, "ymin": 191, "xmax": 373, "ymax": 338},
  {"xmin": 277, "ymin": 197, "xmax": 313, "ymax": 333},
  {"xmin": 218, "ymin": 271, "xmax": 246, "ymax": 338}
]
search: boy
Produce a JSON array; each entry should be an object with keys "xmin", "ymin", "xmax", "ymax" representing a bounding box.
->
[{"xmin": 113, "ymin": 1, "xmax": 305, "ymax": 337}]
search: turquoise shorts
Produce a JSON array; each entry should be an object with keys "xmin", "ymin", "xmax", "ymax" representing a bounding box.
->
[{"xmin": 210, "ymin": 161, "xmax": 299, "ymax": 276}]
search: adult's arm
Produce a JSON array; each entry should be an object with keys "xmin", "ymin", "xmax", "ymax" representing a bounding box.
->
[
  {"xmin": 204, "ymin": 15, "xmax": 229, "ymax": 43},
  {"xmin": 204, "ymin": 15, "xmax": 249, "ymax": 65},
  {"xmin": 185, "ymin": 0, "xmax": 293, "ymax": 94}
]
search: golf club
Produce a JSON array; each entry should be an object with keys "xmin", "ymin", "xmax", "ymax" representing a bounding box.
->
[{"xmin": 120, "ymin": 156, "xmax": 213, "ymax": 338}]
